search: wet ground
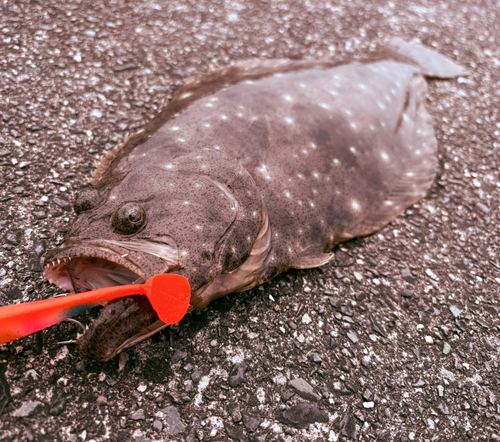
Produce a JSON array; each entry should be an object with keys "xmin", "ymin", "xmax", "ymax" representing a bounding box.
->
[{"xmin": 1, "ymin": 0, "xmax": 500, "ymax": 441}]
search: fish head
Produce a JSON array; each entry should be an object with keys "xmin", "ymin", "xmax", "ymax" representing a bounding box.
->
[{"xmin": 43, "ymin": 149, "xmax": 263, "ymax": 360}]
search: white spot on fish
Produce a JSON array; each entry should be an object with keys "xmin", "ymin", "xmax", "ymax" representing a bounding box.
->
[
  {"xmin": 329, "ymin": 90, "xmax": 338, "ymax": 96},
  {"xmin": 171, "ymin": 126, "xmax": 180, "ymax": 131},
  {"xmin": 283, "ymin": 94, "xmax": 293, "ymax": 102},
  {"xmin": 180, "ymin": 92, "xmax": 192, "ymax": 99},
  {"xmin": 350, "ymin": 122, "xmax": 358, "ymax": 129},
  {"xmin": 381, "ymin": 152, "xmax": 390, "ymax": 161},
  {"xmin": 320, "ymin": 103, "xmax": 329, "ymax": 109},
  {"xmin": 209, "ymin": 97, "xmax": 218, "ymax": 102},
  {"xmin": 345, "ymin": 110, "xmax": 352, "ymax": 116},
  {"xmin": 385, "ymin": 200, "xmax": 394, "ymax": 206},
  {"xmin": 333, "ymin": 158, "xmax": 340, "ymax": 165},
  {"xmin": 285, "ymin": 191, "xmax": 291, "ymax": 198},
  {"xmin": 352, "ymin": 200, "xmax": 361, "ymax": 210},
  {"xmin": 178, "ymin": 138, "xmax": 186, "ymax": 142},
  {"xmin": 285, "ymin": 117, "xmax": 293, "ymax": 124},
  {"xmin": 205, "ymin": 103, "xmax": 214, "ymax": 107},
  {"xmin": 221, "ymin": 115, "xmax": 227, "ymax": 120},
  {"xmin": 350, "ymin": 147, "xmax": 356, "ymax": 154},
  {"xmin": 313, "ymin": 172, "xmax": 319, "ymax": 178},
  {"xmin": 165, "ymin": 163, "xmax": 174, "ymax": 169},
  {"xmin": 257, "ymin": 164, "xmax": 271, "ymax": 180},
  {"xmin": 310, "ymin": 142, "xmax": 317, "ymax": 149},
  {"xmin": 184, "ymin": 201, "xmax": 190, "ymax": 205},
  {"xmin": 406, "ymin": 172, "xmax": 415, "ymax": 177}
]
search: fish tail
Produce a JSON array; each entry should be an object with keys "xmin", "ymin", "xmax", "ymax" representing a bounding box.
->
[{"xmin": 389, "ymin": 37, "xmax": 469, "ymax": 78}]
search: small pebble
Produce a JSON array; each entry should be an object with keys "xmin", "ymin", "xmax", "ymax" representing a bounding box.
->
[
  {"xmin": 443, "ymin": 342, "xmax": 451, "ymax": 355},
  {"xmin": 289, "ymin": 378, "xmax": 321, "ymax": 401},
  {"xmin": 347, "ymin": 331, "xmax": 359, "ymax": 344},
  {"xmin": 161, "ymin": 406, "xmax": 185, "ymax": 435},
  {"xmin": 449, "ymin": 305, "xmax": 462, "ymax": 318},
  {"xmin": 12, "ymin": 401, "xmax": 44, "ymax": 417},
  {"xmin": 302, "ymin": 313, "xmax": 312, "ymax": 324},
  {"xmin": 130, "ymin": 409, "xmax": 145, "ymax": 420},
  {"xmin": 228, "ymin": 362, "xmax": 247, "ymax": 387}
]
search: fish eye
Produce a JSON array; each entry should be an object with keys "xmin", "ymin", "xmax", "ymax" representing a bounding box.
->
[
  {"xmin": 128, "ymin": 209, "xmax": 143, "ymax": 224},
  {"xmin": 112, "ymin": 204, "xmax": 145, "ymax": 234}
]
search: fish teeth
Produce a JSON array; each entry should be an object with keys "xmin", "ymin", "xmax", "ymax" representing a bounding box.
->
[
  {"xmin": 57, "ymin": 259, "xmax": 61, "ymax": 265},
  {"xmin": 68, "ymin": 257, "xmax": 72, "ymax": 261}
]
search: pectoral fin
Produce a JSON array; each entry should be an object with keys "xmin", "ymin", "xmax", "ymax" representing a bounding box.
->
[{"xmin": 291, "ymin": 251, "xmax": 334, "ymax": 270}]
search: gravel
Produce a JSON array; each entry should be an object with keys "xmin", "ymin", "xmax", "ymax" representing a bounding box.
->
[
  {"xmin": 280, "ymin": 403, "xmax": 329, "ymax": 429},
  {"xmin": 161, "ymin": 406, "xmax": 185, "ymax": 435},
  {"xmin": 1, "ymin": 0, "xmax": 500, "ymax": 441},
  {"xmin": 288, "ymin": 378, "xmax": 321, "ymax": 402},
  {"xmin": 11, "ymin": 401, "xmax": 44, "ymax": 418}
]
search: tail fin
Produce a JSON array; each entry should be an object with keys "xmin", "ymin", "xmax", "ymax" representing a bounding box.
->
[{"xmin": 389, "ymin": 37, "xmax": 469, "ymax": 78}]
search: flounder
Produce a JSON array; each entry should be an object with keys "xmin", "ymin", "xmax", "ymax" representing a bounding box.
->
[{"xmin": 43, "ymin": 39, "xmax": 467, "ymax": 360}]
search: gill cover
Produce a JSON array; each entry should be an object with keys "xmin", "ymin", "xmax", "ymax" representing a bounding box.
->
[{"xmin": 174, "ymin": 149, "xmax": 264, "ymax": 291}]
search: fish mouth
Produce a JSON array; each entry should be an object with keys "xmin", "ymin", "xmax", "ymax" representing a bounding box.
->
[
  {"xmin": 43, "ymin": 237, "xmax": 180, "ymax": 361},
  {"xmin": 44, "ymin": 242, "xmax": 146, "ymax": 294},
  {"xmin": 43, "ymin": 237, "xmax": 179, "ymax": 293}
]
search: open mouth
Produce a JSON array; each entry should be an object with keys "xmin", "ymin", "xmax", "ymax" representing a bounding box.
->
[
  {"xmin": 43, "ymin": 237, "xmax": 179, "ymax": 294},
  {"xmin": 42, "ymin": 238, "xmax": 180, "ymax": 361},
  {"xmin": 44, "ymin": 256, "xmax": 145, "ymax": 294}
]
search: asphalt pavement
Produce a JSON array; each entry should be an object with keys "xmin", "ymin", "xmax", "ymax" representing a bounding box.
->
[{"xmin": 1, "ymin": 0, "xmax": 500, "ymax": 441}]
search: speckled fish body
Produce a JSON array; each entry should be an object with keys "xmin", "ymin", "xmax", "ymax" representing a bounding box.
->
[{"xmin": 43, "ymin": 39, "xmax": 467, "ymax": 360}]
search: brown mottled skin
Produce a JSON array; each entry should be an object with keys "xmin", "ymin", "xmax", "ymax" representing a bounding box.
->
[{"xmin": 44, "ymin": 39, "xmax": 467, "ymax": 360}]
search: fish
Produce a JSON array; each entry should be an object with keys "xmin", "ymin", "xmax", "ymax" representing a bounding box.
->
[{"xmin": 43, "ymin": 38, "xmax": 467, "ymax": 361}]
